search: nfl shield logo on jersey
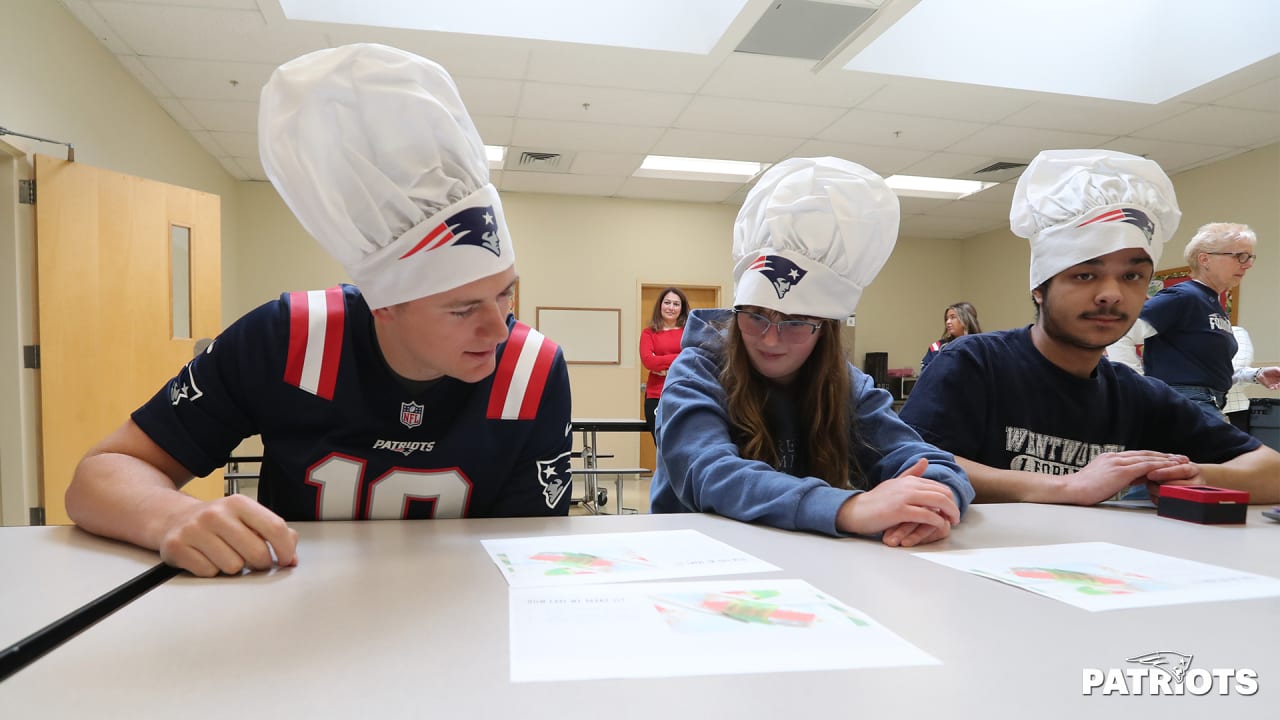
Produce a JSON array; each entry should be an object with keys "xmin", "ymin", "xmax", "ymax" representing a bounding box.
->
[{"xmin": 400, "ymin": 401, "xmax": 424, "ymax": 429}]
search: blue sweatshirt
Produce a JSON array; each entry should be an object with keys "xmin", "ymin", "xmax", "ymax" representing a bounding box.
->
[{"xmin": 650, "ymin": 309, "xmax": 974, "ymax": 536}]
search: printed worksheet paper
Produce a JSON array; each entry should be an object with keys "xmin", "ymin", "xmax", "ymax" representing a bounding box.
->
[{"xmin": 509, "ymin": 578, "xmax": 939, "ymax": 682}]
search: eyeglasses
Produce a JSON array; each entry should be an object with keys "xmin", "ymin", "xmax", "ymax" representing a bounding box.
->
[
  {"xmin": 1204, "ymin": 251, "xmax": 1257, "ymax": 265},
  {"xmin": 733, "ymin": 309, "xmax": 821, "ymax": 343}
]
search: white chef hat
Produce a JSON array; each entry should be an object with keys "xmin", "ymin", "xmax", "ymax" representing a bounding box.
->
[
  {"xmin": 1011, "ymin": 149, "xmax": 1180, "ymax": 291},
  {"xmin": 259, "ymin": 43, "xmax": 511, "ymax": 309},
  {"xmin": 732, "ymin": 157, "xmax": 899, "ymax": 320}
]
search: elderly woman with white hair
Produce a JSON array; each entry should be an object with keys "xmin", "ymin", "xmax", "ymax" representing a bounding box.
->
[
  {"xmin": 649, "ymin": 157, "xmax": 973, "ymax": 547},
  {"xmin": 1109, "ymin": 222, "xmax": 1280, "ymax": 420}
]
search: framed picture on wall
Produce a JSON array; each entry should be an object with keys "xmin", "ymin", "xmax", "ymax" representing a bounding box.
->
[{"xmin": 1149, "ymin": 266, "xmax": 1239, "ymax": 324}]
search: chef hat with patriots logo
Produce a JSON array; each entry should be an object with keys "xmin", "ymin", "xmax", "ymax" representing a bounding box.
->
[
  {"xmin": 732, "ymin": 157, "xmax": 899, "ymax": 320},
  {"xmin": 259, "ymin": 43, "xmax": 511, "ymax": 309},
  {"xmin": 1011, "ymin": 149, "xmax": 1181, "ymax": 291}
]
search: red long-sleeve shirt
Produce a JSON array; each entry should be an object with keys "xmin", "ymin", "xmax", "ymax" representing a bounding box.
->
[{"xmin": 639, "ymin": 326, "xmax": 684, "ymax": 399}]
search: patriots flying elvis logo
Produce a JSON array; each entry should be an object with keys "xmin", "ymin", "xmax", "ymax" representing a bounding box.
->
[
  {"xmin": 398, "ymin": 205, "xmax": 502, "ymax": 260},
  {"xmin": 1076, "ymin": 207, "xmax": 1155, "ymax": 245},
  {"xmin": 748, "ymin": 254, "xmax": 808, "ymax": 299}
]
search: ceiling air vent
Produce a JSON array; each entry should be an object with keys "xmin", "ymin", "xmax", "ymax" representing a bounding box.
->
[
  {"xmin": 505, "ymin": 148, "xmax": 576, "ymax": 174},
  {"xmin": 964, "ymin": 160, "xmax": 1029, "ymax": 183}
]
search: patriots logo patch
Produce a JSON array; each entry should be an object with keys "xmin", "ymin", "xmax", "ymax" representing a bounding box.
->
[
  {"xmin": 398, "ymin": 205, "xmax": 502, "ymax": 260},
  {"xmin": 1077, "ymin": 207, "xmax": 1156, "ymax": 245},
  {"xmin": 168, "ymin": 363, "xmax": 204, "ymax": 406},
  {"xmin": 536, "ymin": 450, "xmax": 572, "ymax": 509},
  {"xmin": 748, "ymin": 254, "xmax": 808, "ymax": 299}
]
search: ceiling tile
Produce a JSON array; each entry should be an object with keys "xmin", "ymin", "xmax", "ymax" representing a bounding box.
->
[
  {"xmin": 965, "ymin": 181, "xmax": 1017, "ymax": 207},
  {"xmin": 236, "ymin": 154, "xmax": 268, "ymax": 182},
  {"xmin": 898, "ymin": 151, "xmax": 998, "ymax": 178},
  {"xmin": 945, "ymin": 125, "xmax": 1116, "ymax": 158},
  {"xmin": 1130, "ymin": 105, "xmax": 1280, "ymax": 147},
  {"xmin": 62, "ymin": 0, "xmax": 132, "ymax": 54},
  {"xmin": 157, "ymin": 98, "xmax": 202, "ymax": 130},
  {"xmin": 1001, "ymin": 99, "xmax": 1197, "ymax": 136},
  {"xmin": 120, "ymin": 55, "xmax": 173, "ymax": 98},
  {"xmin": 617, "ymin": 177, "xmax": 742, "ymax": 203},
  {"xmin": 91, "ymin": 1, "xmax": 326, "ymax": 63},
  {"xmin": 818, "ymin": 109, "xmax": 985, "ymax": 151},
  {"xmin": 512, "ymin": 119, "xmax": 663, "ymax": 154},
  {"xmin": 472, "ymin": 116, "xmax": 514, "ymax": 146},
  {"xmin": 217, "ymin": 156, "xmax": 248, "ymax": 180},
  {"xmin": 182, "ymin": 99, "xmax": 258, "ymax": 133},
  {"xmin": 502, "ymin": 171, "xmax": 625, "ymax": 197},
  {"xmin": 1211, "ymin": 77, "xmax": 1280, "ymax": 113},
  {"xmin": 569, "ymin": 152, "xmax": 644, "ymax": 176},
  {"xmin": 651, "ymin": 129, "xmax": 802, "ymax": 163},
  {"xmin": 453, "ymin": 76, "xmax": 523, "ymax": 117},
  {"xmin": 700, "ymin": 53, "xmax": 884, "ymax": 107},
  {"xmin": 897, "ymin": 197, "xmax": 951, "ymax": 214},
  {"xmin": 789, "ymin": 140, "xmax": 930, "ymax": 176},
  {"xmin": 187, "ymin": 130, "xmax": 228, "ymax": 158},
  {"xmin": 1100, "ymin": 137, "xmax": 1236, "ymax": 174},
  {"xmin": 858, "ymin": 77, "xmax": 1038, "ymax": 123},
  {"xmin": 519, "ymin": 83, "xmax": 691, "ymax": 127},
  {"xmin": 209, "ymin": 130, "xmax": 257, "ymax": 157},
  {"xmin": 139, "ymin": 57, "xmax": 274, "ymax": 101},
  {"xmin": 675, "ymin": 96, "xmax": 844, "ymax": 137},
  {"xmin": 320, "ymin": 27, "xmax": 531, "ymax": 79},
  {"xmin": 527, "ymin": 46, "xmax": 715, "ymax": 93}
]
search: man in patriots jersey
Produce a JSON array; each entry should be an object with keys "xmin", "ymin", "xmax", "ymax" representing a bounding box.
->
[
  {"xmin": 901, "ymin": 150, "xmax": 1279, "ymax": 506},
  {"xmin": 66, "ymin": 44, "xmax": 573, "ymax": 577}
]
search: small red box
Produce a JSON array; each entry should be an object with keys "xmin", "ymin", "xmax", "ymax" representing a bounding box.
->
[{"xmin": 1156, "ymin": 485, "xmax": 1249, "ymax": 524}]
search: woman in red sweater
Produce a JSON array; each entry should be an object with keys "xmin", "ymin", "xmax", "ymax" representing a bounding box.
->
[{"xmin": 640, "ymin": 287, "xmax": 690, "ymax": 438}]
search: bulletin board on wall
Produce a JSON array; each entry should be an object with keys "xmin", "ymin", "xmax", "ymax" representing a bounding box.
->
[
  {"xmin": 1151, "ymin": 266, "xmax": 1239, "ymax": 324},
  {"xmin": 535, "ymin": 307, "xmax": 621, "ymax": 364}
]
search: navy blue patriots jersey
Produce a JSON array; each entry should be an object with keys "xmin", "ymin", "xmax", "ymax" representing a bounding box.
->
[{"xmin": 133, "ymin": 285, "xmax": 573, "ymax": 521}]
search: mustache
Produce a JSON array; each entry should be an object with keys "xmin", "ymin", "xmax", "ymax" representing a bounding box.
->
[{"xmin": 1080, "ymin": 310, "xmax": 1128, "ymax": 320}]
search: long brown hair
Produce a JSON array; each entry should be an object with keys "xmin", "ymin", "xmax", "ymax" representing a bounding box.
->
[
  {"xmin": 719, "ymin": 317, "xmax": 861, "ymax": 489},
  {"xmin": 648, "ymin": 287, "xmax": 691, "ymax": 332},
  {"xmin": 935, "ymin": 301, "xmax": 982, "ymax": 345}
]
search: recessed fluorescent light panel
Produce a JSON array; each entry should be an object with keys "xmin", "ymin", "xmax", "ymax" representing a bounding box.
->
[
  {"xmin": 884, "ymin": 175, "xmax": 995, "ymax": 200},
  {"xmin": 280, "ymin": 0, "xmax": 750, "ymax": 54},
  {"xmin": 845, "ymin": 0, "xmax": 1280, "ymax": 104},
  {"xmin": 635, "ymin": 155, "xmax": 767, "ymax": 183},
  {"xmin": 485, "ymin": 145, "xmax": 506, "ymax": 170}
]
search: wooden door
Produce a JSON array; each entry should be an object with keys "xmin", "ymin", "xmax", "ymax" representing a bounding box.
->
[
  {"xmin": 638, "ymin": 284, "xmax": 720, "ymax": 476},
  {"xmin": 35, "ymin": 155, "xmax": 223, "ymax": 524}
]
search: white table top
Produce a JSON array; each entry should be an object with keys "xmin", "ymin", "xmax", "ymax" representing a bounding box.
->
[
  {"xmin": 2, "ymin": 505, "xmax": 1277, "ymax": 719},
  {"xmin": 0, "ymin": 526, "xmax": 158, "ymax": 645}
]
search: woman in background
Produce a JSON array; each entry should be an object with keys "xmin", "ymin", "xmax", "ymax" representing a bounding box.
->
[
  {"xmin": 650, "ymin": 158, "xmax": 972, "ymax": 546},
  {"xmin": 921, "ymin": 302, "xmax": 981, "ymax": 372},
  {"xmin": 639, "ymin": 287, "xmax": 690, "ymax": 438},
  {"xmin": 1108, "ymin": 223, "xmax": 1280, "ymax": 420}
]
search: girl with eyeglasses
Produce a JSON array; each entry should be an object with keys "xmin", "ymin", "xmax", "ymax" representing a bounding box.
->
[
  {"xmin": 648, "ymin": 158, "xmax": 973, "ymax": 547},
  {"xmin": 1109, "ymin": 222, "xmax": 1280, "ymax": 421}
]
